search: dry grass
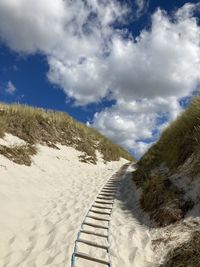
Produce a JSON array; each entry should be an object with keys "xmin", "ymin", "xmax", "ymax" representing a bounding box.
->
[
  {"xmin": 0, "ymin": 144, "xmax": 37, "ymax": 166},
  {"xmin": 137, "ymin": 96, "xmax": 200, "ymax": 174},
  {"xmin": 140, "ymin": 175, "xmax": 183, "ymax": 226},
  {"xmin": 161, "ymin": 231, "xmax": 200, "ymax": 267},
  {"xmin": 0, "ymin": 102, "xmax": 134, "ymax": 165},
  {"xmin": 133, "ymin": 96, "xmax": 200, "ymax": 225}
]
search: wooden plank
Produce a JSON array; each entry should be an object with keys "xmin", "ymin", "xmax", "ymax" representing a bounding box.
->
[
  {"xmin": 101, "ymin": 189, "xmax": 116, "ymax": 192},
  {"xmin": 103, "ymin": 185, "xmax": 117, "ymax": 187},
  {"xmin": 92, "ymin": 205, "xmax": 112, "ymax": 210},
  {"xmin": 90, "ymin": 210, "xmax": 111, "ymax": 215},
  {"xmin": 98, "ymin": 195, "xmax": 114, "ymax": 198},
  {"xmin": 74, "ymin": 252, "xmax": 110, "ymax": 266},
  {"xmin": 95, "ymin": 200, "xmax": 113, "ymax": 205},
  {"xmin": 80, "ymin": 229, "xmax": 108, "ymax": 238},
  {"xmin": 76, "ymin": 239, "xmax": 109, "ymax": 250},
  {"xmin": 100, "ymin": 192, "xmax": 116, "ymax": 195},
  {"xmin": 103, "ymin": 187, "xmax": 118, "ymax": 190},
  {"xmin": 97, "ymin": 197, "xmax": 114, "ymax": 201},
  {"xmin": 83, "ymin": 222, "xmax": 109, "ymax": 229},
  {"xmin": 106, "ymin": 182, "xmax": 120, "ymax": 185},
  {"xmin": 99, "ymin": 193, "xmax": 115, "ymax": 197},
  {"xmin": 101, "ymin": 191, "xmax": 116, "ymax": 194},
  {"xmin": 86, "ymin": 215, "xmax": 110, "ymax": 222}
]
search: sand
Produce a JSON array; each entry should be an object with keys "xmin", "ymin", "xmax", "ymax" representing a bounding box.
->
[
  {"xmin": 0, "ymin": 134, "xmax": 127, "ymax": 267},
  {"xmin": 110, "ymin": 164, "xmax": 156, "ymax": 267},
  {"xmin": 0, "ymin": 134, "xmax": 161, "ymax": 267}
]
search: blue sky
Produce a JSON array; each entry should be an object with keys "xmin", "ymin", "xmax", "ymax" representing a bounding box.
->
[{"xmin": 0, "ymin": 0, "xmax": 200, "ymax": 157}]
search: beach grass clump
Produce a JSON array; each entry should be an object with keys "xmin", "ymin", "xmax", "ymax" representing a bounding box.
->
[
  {"xmin": 140, "ymin": 175, "xmax": 183, "ymax": 226},
  {"xmin": 0, "ymin": 144, "xmax": 37, "ymax": 166},
  {"xmin": 133, "ymin": 96, "xmax": 200, "ymax": 225},
  {"xmin": 161, "ymin": 231, "xmax": 200, "ymax": 267},
  {"xmin": 0, "ymin": 102, "xmax": 134, "ymax": 165},
  {"xmin": 137, "ymin": 96, "xmax": 200, "ymax": 174}
]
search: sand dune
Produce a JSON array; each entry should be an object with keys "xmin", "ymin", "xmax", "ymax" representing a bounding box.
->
[
  {"xmin": 0, "ymin": 134, "xmax": 159, "ymax": 267},
  {"xmin": 0, "ymin": 140, "xmax": 127, "ymax": 267}
]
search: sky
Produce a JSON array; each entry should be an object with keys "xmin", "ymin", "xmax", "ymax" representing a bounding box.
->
[{"xmin": 0, "ymin": 0, "xmax": 200, "ymax": 158}]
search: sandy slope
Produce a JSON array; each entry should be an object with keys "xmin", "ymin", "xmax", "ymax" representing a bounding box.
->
[
  {"xmin": 110, "ymin": 165, "xmax": 156, "ymax": 267},
  {"xmin": 0, "ymin": 136, "xmax": 127, "ymax": 267}
]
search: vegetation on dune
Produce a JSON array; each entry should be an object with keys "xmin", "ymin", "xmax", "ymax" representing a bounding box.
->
[
  {"xmin": 136, "ymin": 96, "xmax": 200, "ymax": 174},
  {"xmin": 133, "ymin": 96, "xmax": 200, "ymax": 226},
  {"xmin": 0, "ymin": 144, "xmax": 37, "ymax": 166},
  {"xmin": 0, "ymin": 103, "xmax": 134, "ymax": 165},
  {"xmin": 161, "ymin": 231, "xmax": 200, "ymax": 267},
  {"xmin": 140, "ymin": 175, "xmax": 183, "ymax": 226}
]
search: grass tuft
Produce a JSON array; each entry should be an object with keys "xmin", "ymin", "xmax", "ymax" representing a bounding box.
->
[
  {"xmin": 137, "ymin": 96, "xmax": 200, "ymax": 173},
  {"xmin": 140, "ymin": 175, "xmax": 183, "ymax": 226},
  {"xmin": 132, "ymin": 96, "xmax": 200, "ymax": 225},
  {"xmin": 161, "ymin": 231, "xmax": 200, "ymax": 267},
  {"xmin": 0, "ymin": 144, "xmax": 37, "ymax": 166},
  {"xmin": 0, "ymin": 102, "xmax": 134, "ymax": 165}
]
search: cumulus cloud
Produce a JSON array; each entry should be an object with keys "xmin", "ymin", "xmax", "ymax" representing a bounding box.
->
[
  {"xmin": 90, "ymin": 97, "xmax": 182, "ymax": 156},
  {"xmin": 48, "ymin": 3, "xmax": 200, "ymax": 108},
  {"xmin": 5, "ymin": 81, "xmax": 16, "ymax": 95},
  {"xmin": 0, "ymin": 1, "xmax": 200, "ymax": 156}
]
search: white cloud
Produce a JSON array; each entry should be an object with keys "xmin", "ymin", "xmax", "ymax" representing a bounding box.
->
[
  {"xmin": 0, "ymin": 1, "xmax": 200, "ymax": 156},
  {"xmin": 90, "ymin": 97, "xmax": 182, "ymax": 157},
  {"xmin": 135, "ymin": 0, "xmax": 149, "ymax": 18},
  {"xmin": 5, "ymin": 81, "xmax": 16, "ymax": 95},
  {"xmin": 48, "ymin": 3, "xmax": 200, "ymax": 106}
]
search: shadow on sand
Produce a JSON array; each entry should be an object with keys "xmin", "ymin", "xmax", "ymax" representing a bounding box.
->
[{"xmin": 115, "ymin": 166, "xmax": 154, "ymax": 228}]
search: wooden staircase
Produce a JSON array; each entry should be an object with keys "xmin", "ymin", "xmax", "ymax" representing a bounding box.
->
[{"xmin": 71, "ymin": 163, "xmax": 130, "ymax": 267}]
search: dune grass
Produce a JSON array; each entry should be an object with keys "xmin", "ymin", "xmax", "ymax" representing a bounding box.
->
[
  {"xmin": 0, "ymin": 144, "xmax": 37, "ymax": 166},
  {"xmin": 161, "ymin": 231, "xmax": 200, "ymax": 267},
  {"xmin": 137, "ymin": 96, "xmax": 200, "ymax": 175},
  {"xmin": 140, "ymin": 175, "xmax": 184, "ymax": 226},
  {"xmin": 133, "ymin": 96, "xmax": 200, "ymax": 225},
  {"xmin": 0, "ymin": 102, "xmax": 134, "ymax": 165}
]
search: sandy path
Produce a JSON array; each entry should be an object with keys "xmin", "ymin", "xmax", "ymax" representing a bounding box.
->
[
  {"xmin": 0, "ymin": 143, "xmax": 127, "ymax": 267},
  {"xmin": 110, "ymin": 165, "xmax": 156, "ymax": 267}
]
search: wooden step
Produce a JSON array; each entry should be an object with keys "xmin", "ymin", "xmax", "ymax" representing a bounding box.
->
[
  {"xmin": 95, "ymin": 200, "xmax": 113, "ymax": 205},
  {"xmin": 92, "ymin": 205, "xmax": 112, "ymax": 210},
  {"xmin": 104, "ymin": 184, "xmax": 118, "ymax": 186},
  {"xmin": 99, "ymin": 193, "xmax": 115, "ymax": 197},
  {"xmin": 100, "ymin": 192, "xmax": 116, "ymax": 195},
  {"xmin": 80, "ymin": 229, "xmax": 108, "ymax": 238},
  {"xmin": 100, "ymin": 190, "xmax": 117, "ymax": 195},
  {"xmin": 73, "ymin": 252, "xmax": 110, "ymax": 266},
  {"xmin": 97, "ymin": 197, "xmax": 114, "ymax": 201},
  {"xmin": 103, "ymin": 187, "xmax": 118, "ymax": 190},
  {"xmin": 76, "ymin": 238, "xmax": 109, "ymax": 250},
  {"xmin": 83, "ymin": 222, "xmax": 109, "ymax": 229},
  {"xmin": 102, "ymin": 184, "xmax": 118, "ymax": 189},
  {"xmin": 86, "ymin": 215, "xmax": 110, "ymax": 222},
  {"xmin": 101, "ymin": 189, "xmax": 116, "ymax": 192},
  {"xmin": 90, "ymin": 210, "xmax": 111, "ymax": 215},
  {"xmin": 97, "ymin": 193, "xmax": 115, "ymax": 199}
]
